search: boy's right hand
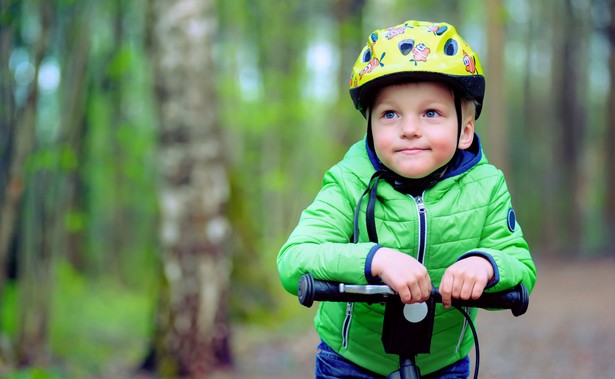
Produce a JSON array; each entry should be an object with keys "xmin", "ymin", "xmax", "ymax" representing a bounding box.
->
[{"xmin": 371, "ymin": 247, "xmax": 431, "ymax": 304}]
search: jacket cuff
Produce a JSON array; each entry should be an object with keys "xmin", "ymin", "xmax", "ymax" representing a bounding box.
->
[
  {"xmin": 364, "ymin": 245, "xmax": 383, "ymax": 284},
  {"xmin": 458, "ymin": 251, "xmax": 499, "ymax": 289}
]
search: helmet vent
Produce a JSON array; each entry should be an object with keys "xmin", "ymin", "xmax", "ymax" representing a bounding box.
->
[
  {"xmin": 443, "ymin": 38, "xmax": 458, "ymax": 56},
  {"xmin": 362, "ymin": 49, "xmax": 372, "ymax": 63},
  {"xmin": 435, "ymin": 25, "xmax": 448, "ymax": 35},
  {"xmin": 398, "ymin": 39, "xmax": 414, "ymax": 56}
]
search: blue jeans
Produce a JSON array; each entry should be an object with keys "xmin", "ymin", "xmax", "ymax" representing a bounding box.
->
[{"xmin": 315, "ymin": 341, "xmax": 470, "ymax": 379}]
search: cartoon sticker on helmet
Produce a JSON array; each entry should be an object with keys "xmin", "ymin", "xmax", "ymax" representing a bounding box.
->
[
  {"xmin": 359, "ymin": 52, "xmax": 386, "ymax": 79},
  {"xmin": 350, "ymin": 73, "xmax": 358, "ymax": 88},
  {"xmin": 385, "ymin": 23, "xmax": 411, "ymax": 39},
  {"xmin": 410, "ymin": 43, "xmax": 430, "ymax": 65},
  {"xmin": 463, "ymin": 50, "xmax": 477, "ymax": 74}
]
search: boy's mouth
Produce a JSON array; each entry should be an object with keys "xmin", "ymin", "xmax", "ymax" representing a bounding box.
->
[{"xmin": 397, "ymin": 147, "xmax": 428, "ymax": 154}]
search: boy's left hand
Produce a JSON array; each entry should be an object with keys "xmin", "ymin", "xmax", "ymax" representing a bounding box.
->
[{"xmin": 439, "ymin": 256, "xmax": 494, "ymax": 308}]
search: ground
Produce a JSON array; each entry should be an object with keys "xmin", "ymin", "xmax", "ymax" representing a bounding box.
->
[{"xmin": 211, "ymin": 257, "xmax": 615, "ymax": 379}]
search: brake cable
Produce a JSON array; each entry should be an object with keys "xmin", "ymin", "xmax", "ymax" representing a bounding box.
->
[{"xmin": 454, "ymin": 305, "xmax": 480, "ymax": 379}]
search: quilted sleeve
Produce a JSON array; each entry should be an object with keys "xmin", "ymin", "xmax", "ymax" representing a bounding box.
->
[
  {"xmin": 276, "ymin": 164, "xmax": 378, "ymax": 295},
  {"xmin": 473, "ymin": 170, "xmax": 537, "ymax": 293}
]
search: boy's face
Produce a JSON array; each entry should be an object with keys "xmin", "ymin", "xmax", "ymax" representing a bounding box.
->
[{"xmin": 370, "ymin": 81, "xmax": 474, "ymax": 179}]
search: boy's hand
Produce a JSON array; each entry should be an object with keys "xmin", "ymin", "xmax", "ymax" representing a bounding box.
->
[
  {"xmin": 371, "ymin": 248, "xmax": 431, "ymax": 304},
  {"xmin": 439, "ymin": 256, "xmax": 494, "ymax": 308}
]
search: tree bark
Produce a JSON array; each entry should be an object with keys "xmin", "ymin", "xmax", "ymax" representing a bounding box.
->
[
  {"xmin": 333, "ymin": 0, "xmax": 366, "ymax": 147},
  {"xmin": 11, "ymin": 0, "xmax": 55, "ymax": 367},
  {"xmin": 607, "ymin": 0, "xmax": 615, "ymax": 252},
  {"xmin": 554, "ymin": 0, "xmax": 586, "ymax": 254},
  {"xmin": 0, "ymin": 0, "xmax": 25, "ymax": 300},
  {"xmin": 147, "ymin": 0, "xmax": 232, "ymax": 376},
  {"xmin": 58, "ymin": 1, "xmax": 91, "ymax": 271},
  {"xmin": 485, "ymin": 0, "xmax": 508, "ymax": 174}
]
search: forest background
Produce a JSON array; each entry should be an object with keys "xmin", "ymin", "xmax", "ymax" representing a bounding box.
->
[{"xmin": 1, "ymin": 0, "xmax": 615, "ymax": 378}]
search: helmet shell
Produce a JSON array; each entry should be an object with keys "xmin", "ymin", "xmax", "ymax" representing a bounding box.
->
[{"xmin": 349, "ymin": 20, "xmax": 485, "ymax": 118}]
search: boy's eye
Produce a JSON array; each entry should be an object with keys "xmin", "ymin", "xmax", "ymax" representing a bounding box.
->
[
  {"xmin": 424, "ymin": 110, "xmax": 439, "ymax": 118},
  {"xmin": 383, "ymin": 111, "xmax": 398, "ymax": 119}
]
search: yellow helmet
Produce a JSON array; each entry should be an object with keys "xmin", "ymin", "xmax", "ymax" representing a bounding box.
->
[{"xmin": 349, "ymin": 20, "xmax": 485, "ymax": 118}]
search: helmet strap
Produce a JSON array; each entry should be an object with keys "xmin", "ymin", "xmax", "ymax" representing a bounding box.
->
[{"xmin": 454, "ymin": 91, "xmax": 463, "ymax": 144}]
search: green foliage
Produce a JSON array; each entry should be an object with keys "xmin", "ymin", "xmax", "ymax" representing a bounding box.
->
[
  {"xmin": 0, "ymin": 367, "xmax": 64, "ymax": 379},
  {"xmin": 0, "ymin": 261, "xmax": 154, "ymax": 378},
  {"xmin": 0, "ymin": 283, "xmax": 17, "ymax": 342},
  {"xmin": 50, "ymin": 262, "xmax": 153, "ymax": 374},
  {"xmin": 106, "ymin": 45, "xmax": 134, "ymax": 80},
  {"xmin": 24, "ymin": 146, "xmax": 77, "ymax": 173}
]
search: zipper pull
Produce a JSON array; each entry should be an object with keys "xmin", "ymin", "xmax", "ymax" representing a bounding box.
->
[
  {"xmin": 416, "ymin": 196, "xmax": 426, "ymax": 213},
  {"xmin": 346, "ymin": 302, "xmax": 353, "ymax": 315}
]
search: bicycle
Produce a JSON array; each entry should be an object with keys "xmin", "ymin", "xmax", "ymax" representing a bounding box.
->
[{"xmin": 297, "ymin": 273, "xmax": 529, "ymax": 379}]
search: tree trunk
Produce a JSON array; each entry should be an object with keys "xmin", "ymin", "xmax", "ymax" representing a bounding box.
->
[
  {"xmin": 147, "ymin": 0, "xmax": 232, "ymax": 376},
  {"xmin": 59, "ymin": 1, "xmax": 91, "ymax": 271},
  {"xmin": 332, "ymin": 0, "xmax": 366, "ymax": 148},
  {"xmin": 12, "ymin": 0, "xmax": 55, "ymax": 367},
  {"xmin": 485, "ymin": 0, "xmax": 508, "ymax": 174},
  {"xmin": 607, "ymin": 0, "xmax": 615, "ymax": 253},
  {"xmin": 0, "ymin": 0, "xmax": 26, "ymax": 300},
  {"xmin": 555, "ymin": 0, "xmax": 586, "ymax": 254},
  {"xmin": 16, "ymin": 172, "xmax": 55, "ymax": 366}
]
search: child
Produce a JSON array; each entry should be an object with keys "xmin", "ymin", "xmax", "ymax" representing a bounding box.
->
[{"xmin": 277, "ymin": 19, "xmax": 536, "ymax": 378}]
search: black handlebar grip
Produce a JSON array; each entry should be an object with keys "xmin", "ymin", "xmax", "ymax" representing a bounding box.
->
[
  {"xmin": 298, "ymin": 273, "xmax": 343, "ymax": 307},
  {"xmin": 297, "ymin": 273, "xmax": 316, "ymax": 307},
  {"xmin": 430, "ymin": 284, "xmax": 529, "ymax": 316},
  {"xmin": 298, "ymin": 273, "xmax": 387, "ymax": 307}
]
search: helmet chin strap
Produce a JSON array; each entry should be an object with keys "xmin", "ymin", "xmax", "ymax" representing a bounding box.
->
[{"xmin": 454, "ymin": 91, "xmax": 463, "ymax": 144}]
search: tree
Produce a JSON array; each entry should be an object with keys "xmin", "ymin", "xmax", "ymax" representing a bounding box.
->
[
  {"xmin": 0, "ymin": 0, "xmax": 29, "ymax": 301},
  {"xmin": 146, "ymin": 0, "xmax": 232, "ymax": 376},
  {"xmin": 332, "ymin": 0, "xmax": 367, "ymax": 148},
  {"xmin": 0, "ymin": 0, "xmax": 55, "ymax": 367},
  {"xmin": 485, "ymin": 0, "xmax": 508, "ymax": 174},
  {"xmin": 607, "ymin": 0, "xmax": 615, "ymax": 251}
]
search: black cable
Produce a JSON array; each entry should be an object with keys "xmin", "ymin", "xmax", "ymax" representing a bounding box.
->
[{"xmin": 454, "ymin": 306, "xmax": 480, "ymax": 379}]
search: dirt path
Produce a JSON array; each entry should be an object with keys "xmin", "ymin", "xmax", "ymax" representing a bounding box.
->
[
  {"xmin": 475, "ymin": 258, "xmax": 615, "ymax": 378},
  {"xmin": 212, "ymin": 258, "xmax": 615, "ymax": 379}
]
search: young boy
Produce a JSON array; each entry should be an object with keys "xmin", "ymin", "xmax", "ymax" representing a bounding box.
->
[{"xmin": 277, "ymin": 20, "xmax": 536, "ymax": 378}]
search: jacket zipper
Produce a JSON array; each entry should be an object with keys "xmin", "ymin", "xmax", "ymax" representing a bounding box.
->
[
  {"xmin": 414, "ymin": 195, "xmax": 427, "ymax": 264},
  {"xmin": 341, "ymin": 195, "xmax": 427, "ymax": 349},
  {"xmin": 341, "ymin": 302, "xmax": 354, "ymax": 348},
  {"xmin": 415, "ymin": 195, "xmax": 467, "ymax": 353}
]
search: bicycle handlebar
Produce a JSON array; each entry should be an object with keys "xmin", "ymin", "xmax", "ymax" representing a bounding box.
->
[{"xmin": 298, "ymin": 273, "xmax": 529, "ymax": 317}]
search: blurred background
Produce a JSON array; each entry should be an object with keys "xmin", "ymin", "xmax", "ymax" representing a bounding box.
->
[{"xmin": 1, "ymin": 0, "xmax": 615, "ymax": 378}]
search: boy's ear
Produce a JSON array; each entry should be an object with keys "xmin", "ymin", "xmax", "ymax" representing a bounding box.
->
[{"xmin": 458, "ymin": 118, "xmax": 475, "ymax": 150}]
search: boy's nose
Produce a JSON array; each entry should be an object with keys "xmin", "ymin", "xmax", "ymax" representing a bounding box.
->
[{"xmin": 400, "ymin": 117, "xmax": 421, "ymax": 137}]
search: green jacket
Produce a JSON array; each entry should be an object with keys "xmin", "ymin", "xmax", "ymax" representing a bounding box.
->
[{"xmin": 277, "ymin": 136, "xmax": 536, "ymax": 376}]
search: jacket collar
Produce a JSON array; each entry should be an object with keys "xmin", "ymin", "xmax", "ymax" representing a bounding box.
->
[{"xmin": 442, "ymin": 133, "xmax": 482, "ymax": 180}]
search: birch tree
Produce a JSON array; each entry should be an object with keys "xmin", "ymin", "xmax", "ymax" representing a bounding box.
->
[{"xmin": 147, "ymin": 0, "xmax": 232, "ymax": 376}]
